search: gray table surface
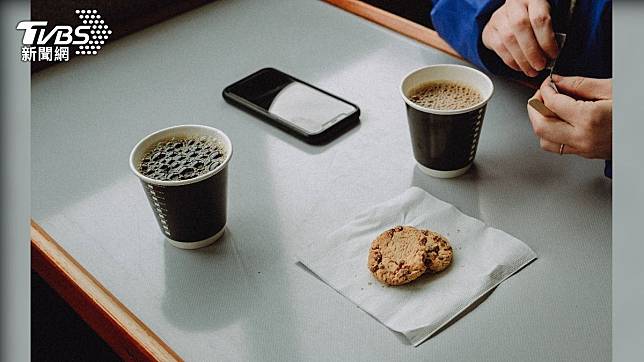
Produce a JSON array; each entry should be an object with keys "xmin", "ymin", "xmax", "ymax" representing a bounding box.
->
[{"xmin": 32, "ymin": 1, "xmax": 611, "ymax": 361}]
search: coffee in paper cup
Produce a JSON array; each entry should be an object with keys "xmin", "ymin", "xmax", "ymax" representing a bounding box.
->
[
  {"xmin": 129, "ymin": 125, "xmax": 232, "ymax": 249},
  {"xmin": 401, "ymin": 64, "xmax": 494, "ymax": 178}
]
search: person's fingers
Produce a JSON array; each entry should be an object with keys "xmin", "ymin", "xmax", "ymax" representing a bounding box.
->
[
  {"xmin": 482, "ymin": 19, "xmax": 496, "ymax": 50},
  {"xmin": 527, "ymin": 102, "xmax": 576, "ymax": 144},
  {"xmin": 506, "ymin": 0, "xmax": 547, "ymax": 71},
  {"xmin": 484, "ymin": 26, "xmax": 521, "ymax": 71},
  {"xmin": 527, "ymin": 0, "xmax": 558, "ymax": 59},
  {"xmin": 498, "ymin": 21, "xmax": 538, "ymax": 77},
  {"xmin": 540, "ymin": 78, "xmax": 588, "ymax": 123},
  {"xmin": 551, "ymin": 75, "xmax": 612, "ymax": 100},
  {"xmin": 540, "ymin": 78, "xmax": 613, "ymax": 158},
  {"xmin": 495, "ymin": 41, "xmax": 521, "ymax": 72},
  {"xmin": 484, "ymin": 9, "xmax": 524, "ymax": 73},
  {"xmin": 538, "ymin": 138, "xmax": 581, "ymax": 155}
]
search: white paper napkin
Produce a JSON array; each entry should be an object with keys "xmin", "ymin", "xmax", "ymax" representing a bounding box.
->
[{"xmin": 298, "ymin": 187, "xmax": 537, "ymax": 346}]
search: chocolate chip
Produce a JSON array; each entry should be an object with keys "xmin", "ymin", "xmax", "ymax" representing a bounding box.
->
[{"xmin": 423, "ymin": 256, "xmax": 433, "ymax": 267}]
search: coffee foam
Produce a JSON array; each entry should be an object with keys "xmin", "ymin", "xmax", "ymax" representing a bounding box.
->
[
  {"xmin": 138, "ymin": 136, "xmax": 225, "ymax": 181},
  {"xmin": 409, "ymin": 80, "xmax": 482, "ymax": 111}
]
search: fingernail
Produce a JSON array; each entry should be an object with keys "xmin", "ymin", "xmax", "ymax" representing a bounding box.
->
[{"xmin": 551, "ymin": 74, "xmax": 561, "ymax": 82}]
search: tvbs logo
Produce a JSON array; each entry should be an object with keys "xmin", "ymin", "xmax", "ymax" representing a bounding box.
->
[
  {"xmin": 17, "ymin": 21, "xmax": 91, "ymax": 46},
  {"xmin": 17, "ymin": 10, "xmax": 111, "ymax": 62}
]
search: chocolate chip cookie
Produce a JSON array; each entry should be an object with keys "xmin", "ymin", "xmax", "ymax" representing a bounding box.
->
[{"xmin": 368, "ymin": 226, "xmax": 431, "ymax": 286}]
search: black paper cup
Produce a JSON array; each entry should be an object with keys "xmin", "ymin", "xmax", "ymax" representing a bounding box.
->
[
  {"xmin": 129, "ymin": 125, "xmax": 233, "ymax": 249},
  {"xmin": 400, "ymin": 64, "xmax": 494, "ymax": 178}
]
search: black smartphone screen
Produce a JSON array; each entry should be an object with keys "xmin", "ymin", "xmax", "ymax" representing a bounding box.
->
[{"xmin": 223, "ymin": 68, "xmax": 358, "ymax": 136}]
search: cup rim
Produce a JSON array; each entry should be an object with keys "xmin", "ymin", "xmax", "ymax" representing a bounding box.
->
[
  {"xmin": 400, "ymin": 64, "xmax": 494, "ymax": 115},
  {"xmin": 129, "ymin": 124, "xmax": 233, "ymax": 187}
]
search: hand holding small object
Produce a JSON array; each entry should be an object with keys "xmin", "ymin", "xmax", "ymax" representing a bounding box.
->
[{"xmin": 527, "ymin": 75, "xmax": 612, "ymax": 159}]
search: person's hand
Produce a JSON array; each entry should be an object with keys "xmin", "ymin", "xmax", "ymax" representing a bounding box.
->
[
  {"xmin": 527, "ymin": 75, "xmax": 612, "ymax": 159},
  {"xmin": 482, "ymin": 0, "xmax": 558, "ymax": 77}
]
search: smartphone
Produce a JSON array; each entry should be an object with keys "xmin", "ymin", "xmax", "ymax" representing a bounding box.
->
[{"xmin": 222, "ymin": 68, "xmax": 360, "ymax": 145}]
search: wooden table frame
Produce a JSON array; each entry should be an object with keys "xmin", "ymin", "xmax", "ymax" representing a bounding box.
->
[
  {"xmin": 30, "ymin": 1, "xmax": 460, "ymax": 360},
  {"xmin": 325, "ymin": 0, "xmax": 459, "ymax": 59},
  {"xmin": 31, "ymin": 221, "xmax": 182, "ymax": 361}
]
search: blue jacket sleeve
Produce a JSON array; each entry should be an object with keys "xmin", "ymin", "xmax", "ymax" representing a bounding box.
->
[{"xmin": 430, "ymin": 0, "xmax": 506, "ymax": 74}]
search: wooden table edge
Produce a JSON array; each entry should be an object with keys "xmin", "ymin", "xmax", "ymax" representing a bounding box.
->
[
  {"xmin": 323, "ymin": 0, "xmax": 461, "ymax": 59},
  {"xmin": 31, "ymin": 220, "xmax": 183, "ymax": 362}
]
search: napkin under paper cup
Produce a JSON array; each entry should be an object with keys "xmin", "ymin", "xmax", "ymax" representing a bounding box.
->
[{"xmin": 298, "ymin": 187, "xmax": 537, "ymax": 346}]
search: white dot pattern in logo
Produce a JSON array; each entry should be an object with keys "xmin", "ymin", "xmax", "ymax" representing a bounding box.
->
[{"xmin": 74, "ymin": 9, "xmax": 110, "ymax": 56}]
